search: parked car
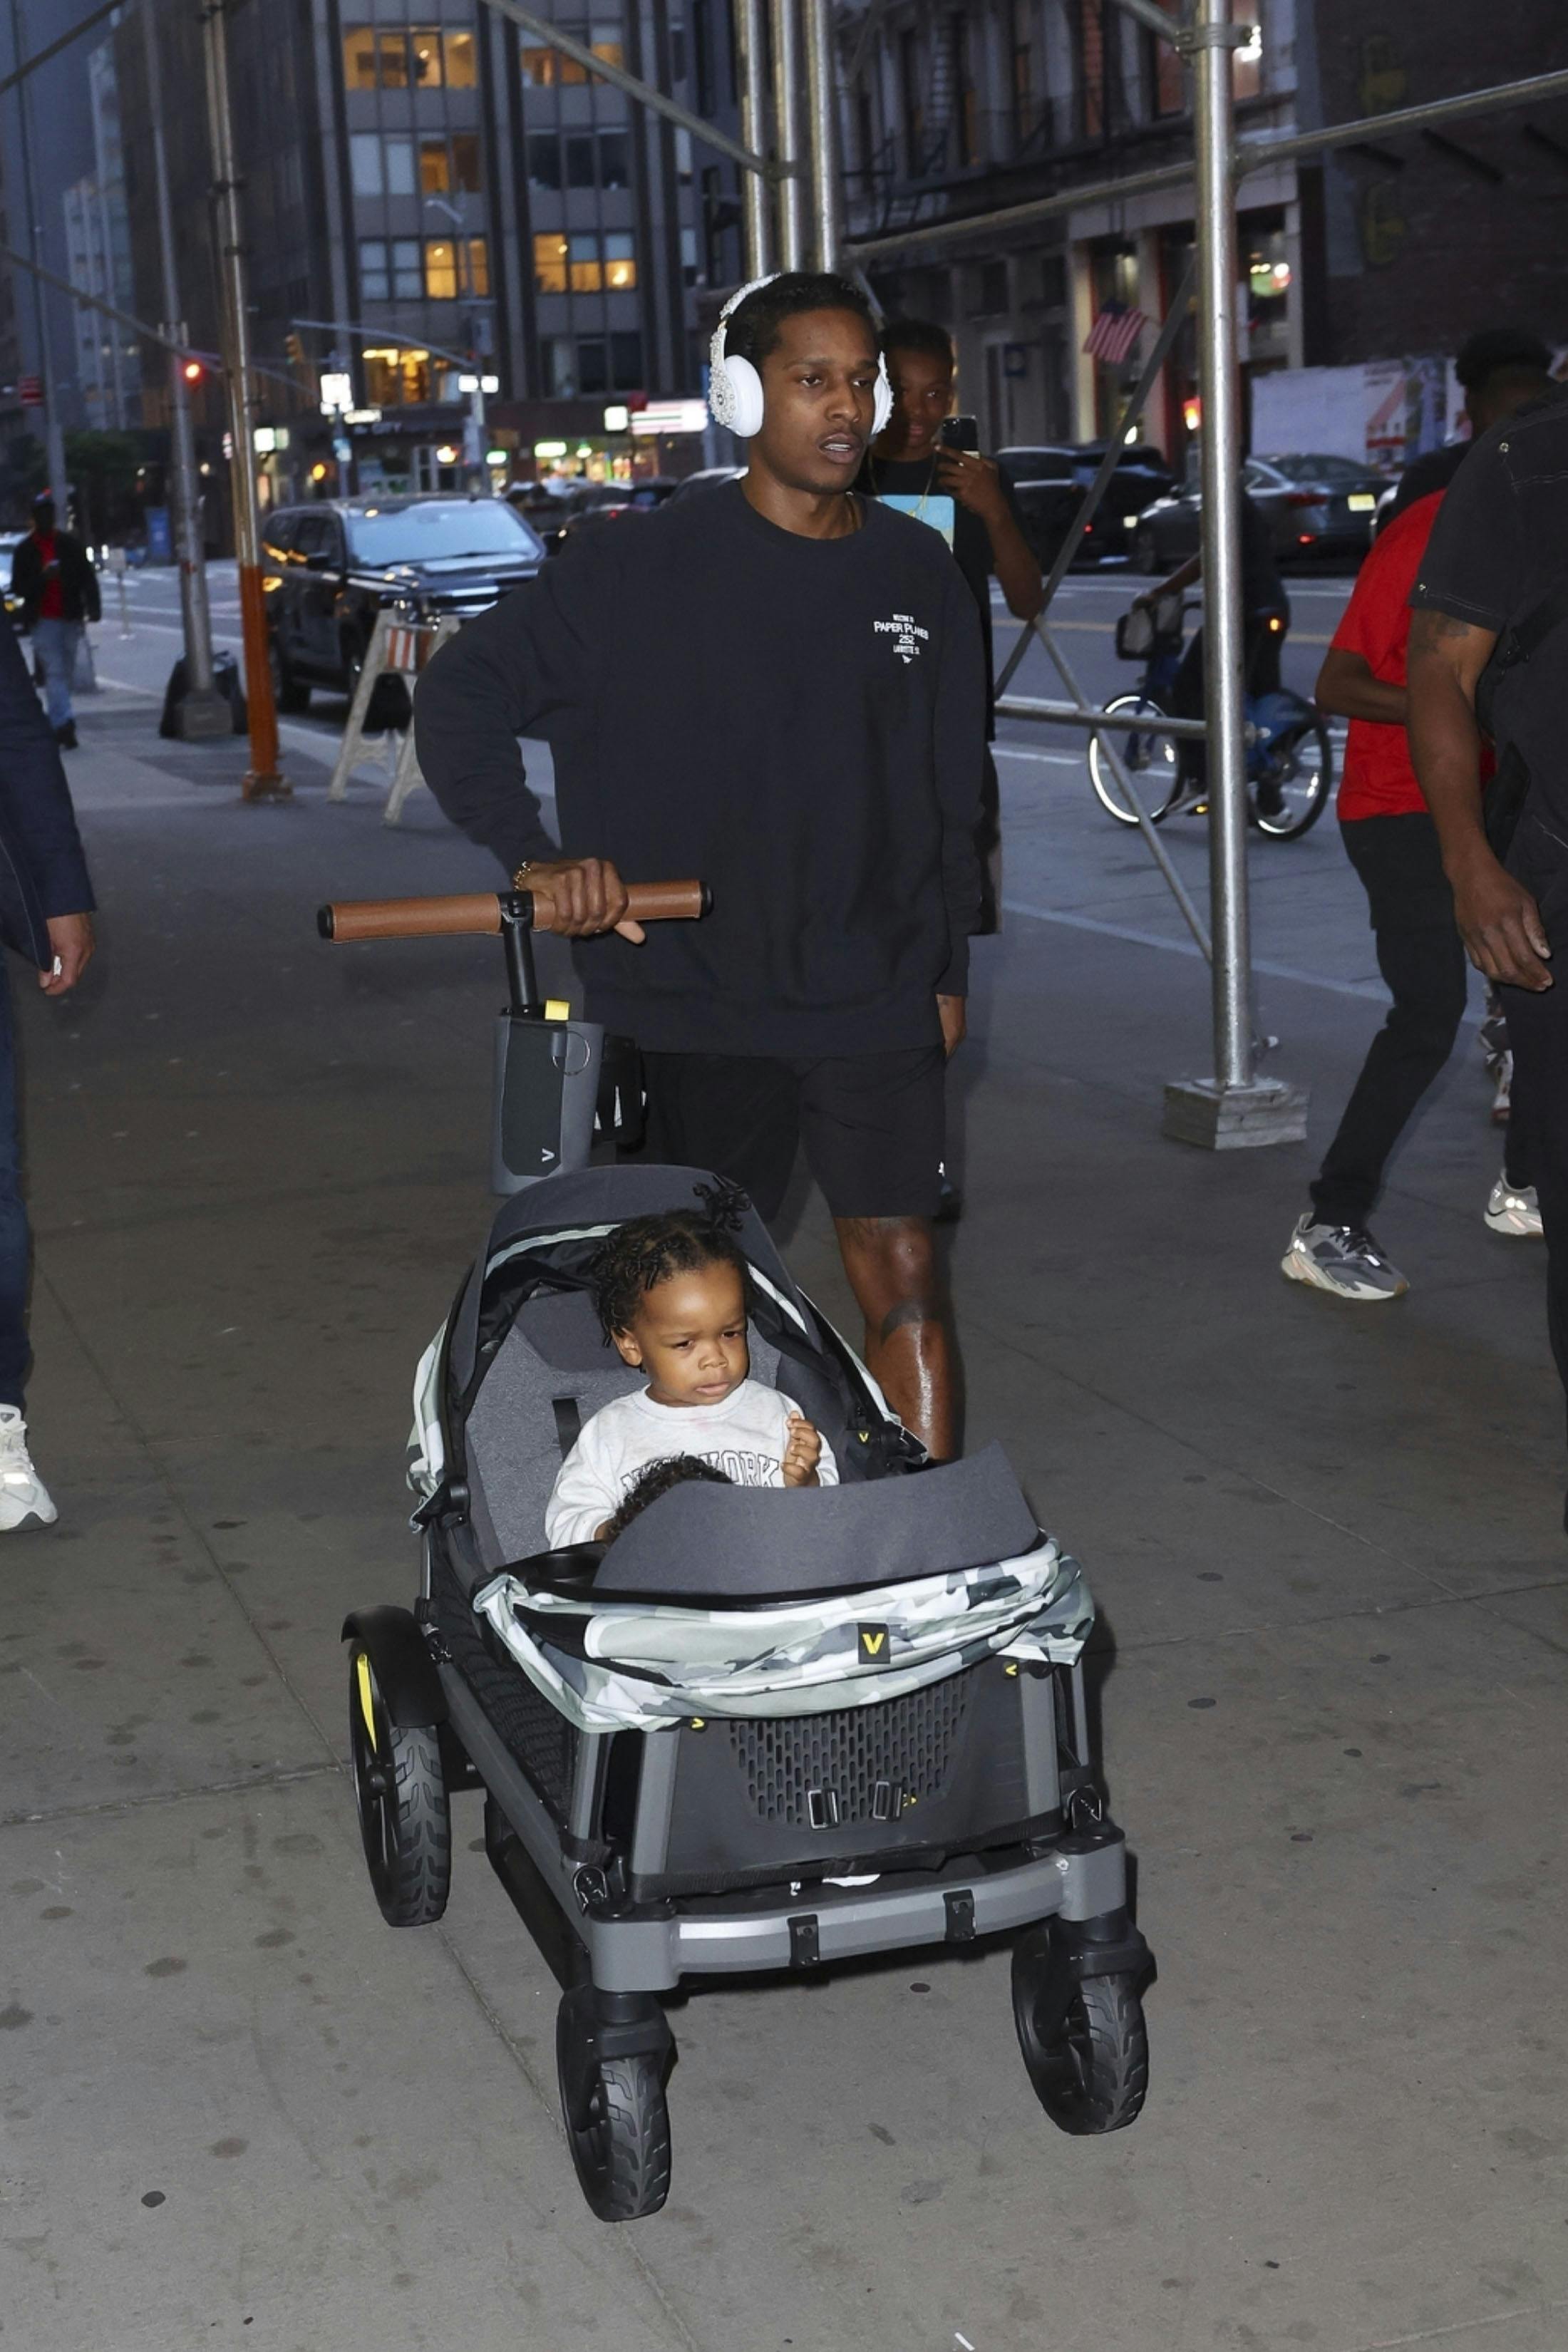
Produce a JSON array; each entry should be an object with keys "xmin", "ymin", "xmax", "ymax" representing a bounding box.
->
[
  {"xmin": 666, "ymin": 465, "xmax": 746, "ymax": 500},
  {"xmin": 506, "ymin": 479, "xmax": 625, "ymax": 556},
  {"xmin": 550, "ymin": 476, "xmax": 685, "ymax": 555},
  {"xmin": 263, "ymin": 496, "xmax": 545, "ymax": 716},
  {"xmin": 1130, "ymin": 452, "xmax": 1386, "ymax": 574},
  {"xmin": 997, "ymin": 443, "xmax": 1178, "ymax": 566}
]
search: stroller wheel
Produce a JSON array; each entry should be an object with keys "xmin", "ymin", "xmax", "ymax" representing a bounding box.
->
[
  {"xmin": 1012, "ymin": 1937, "xmax": 1147, "ymax": 2135},
  {"xmin": 557, "ymin": 1991, "xmax": 671, "ymax": 2222},
  {"xmin": 347, "ymin": 1644, "xmax": 450, "ymax": 1927}
]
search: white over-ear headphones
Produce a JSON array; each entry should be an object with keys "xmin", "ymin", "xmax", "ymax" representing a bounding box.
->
[{"xmin": 707, "ymin": 272, "xmax": 894, "ymax": 441}]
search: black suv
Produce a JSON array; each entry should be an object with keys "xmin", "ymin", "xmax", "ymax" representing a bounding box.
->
[{"xmin": 262, "ymin": 495, "xmax": 545, "ymax": 711}]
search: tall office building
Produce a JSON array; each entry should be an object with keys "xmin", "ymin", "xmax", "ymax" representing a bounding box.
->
[
  {"xmin": 115, "ymin": 0, "xmax": 742, "ymax": 506},
  {"xmin": 63, "ymin": 38, "xmax": 142, "ymax": 435}
]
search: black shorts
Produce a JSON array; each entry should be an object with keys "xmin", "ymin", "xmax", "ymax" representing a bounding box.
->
[{"xmin": 640, "ymin": 1046, "xmax": 947, "ymax": 1224}]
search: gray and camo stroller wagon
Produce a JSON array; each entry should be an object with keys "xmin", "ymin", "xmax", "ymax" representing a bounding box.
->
[{"xmin": 326, "ymin": 886, "xmax": 1152, "ymax": 2222}]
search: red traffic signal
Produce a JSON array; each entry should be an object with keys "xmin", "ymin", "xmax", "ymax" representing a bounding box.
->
[{"xmin": 182, "ymin": 358, "xmax": 205, "ymax": 385}]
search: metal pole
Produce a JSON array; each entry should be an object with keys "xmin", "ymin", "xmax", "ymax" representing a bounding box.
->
[
  {"xmin": 802, "ymin": 0, "xmax": 843, "ymax": 272},
  {"xmin": 733, "ymin": 0, "xmax": 775, "ymax": 277},
  {"xmin": 1192, "ymin": 0, "xmax": 1248, "ymax": 1095},
  {"xmin": 771, "ymin": 0, "xmax": 808, "ymax": 271},
  {"xmin": 143, "ymin": 0, "xmax": 228, "ymax": 738},
  {"xmin": 8, "ymin": 0, "xmax": 66, "ymax": 510},
  {"xmin": 1151, "ymin": 0, "xmax": 1303, "ymax": 1147},
  {"xmin": 201, "ymin": 0, "xmax": 288, "ymax": 800}
]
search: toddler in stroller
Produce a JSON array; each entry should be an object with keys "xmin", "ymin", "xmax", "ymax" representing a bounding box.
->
[
  {"xmin": 546, "ymin": 1197, "xmax": 836, "ymax": 1546},
  {"xmin": 326, "ymin": 881, "xmax": 1152, "ymax": 2224},
  {"xmin": 344, "ymin": 1159, "xmax": 1152, "ymax": 2221}
]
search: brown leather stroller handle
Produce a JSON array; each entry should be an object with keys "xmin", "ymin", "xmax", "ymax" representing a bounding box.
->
[{"xmin": 316, "ymin": 880, "xmax": 709, "ymax": 943}]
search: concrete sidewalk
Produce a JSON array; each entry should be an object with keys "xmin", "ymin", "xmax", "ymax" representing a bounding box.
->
[{"xmin": 4, "ymin": 691, "xmax": 1566, "ymax": 2352}]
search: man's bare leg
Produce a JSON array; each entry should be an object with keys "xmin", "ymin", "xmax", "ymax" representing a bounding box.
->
[{"xmin": 834, "ymin": 1215, "xmax": 959, "ymax": 1460}]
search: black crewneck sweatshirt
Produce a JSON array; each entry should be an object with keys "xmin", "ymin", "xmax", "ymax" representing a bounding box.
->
[{"xmin": 414, "ymin": 482, "xmax": 985, "ymax": 1056}]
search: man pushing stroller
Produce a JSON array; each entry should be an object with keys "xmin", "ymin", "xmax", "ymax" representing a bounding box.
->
[{"xmin": 416, "ymin": 271, "xmax": 985, "ymax": 1464}]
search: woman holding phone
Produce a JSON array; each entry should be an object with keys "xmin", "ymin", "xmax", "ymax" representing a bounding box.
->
[{"xmin": 862, "ymin": 319, "xmax": 1043, "ymax": 934}]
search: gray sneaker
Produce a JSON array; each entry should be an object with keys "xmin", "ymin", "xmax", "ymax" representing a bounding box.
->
[
  {"xmin": 1484, "ymin": 1175, "xmax": 1543, "ymax": 1237},
  {"xmin": 1281, "ymin": 1214, "xmax": 1408, "ymax": 1301}
]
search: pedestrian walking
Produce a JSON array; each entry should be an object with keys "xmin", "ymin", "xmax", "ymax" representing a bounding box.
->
[
  {"xmin": 0, "ymin": 620, "xmax": 96, "ymax": 1527},
  {"xmin": 1405, "ymin": 381, "xmax": 1568, "ymax": 1497},
  {"xmin": 416, "ymin": 272, "xmax": 984, "ymax": 1462},
  {"xmin": 1283, "ymin": 354, "xmax": 1552, "ymax": 1300},
  {"xmin": 861, "ymin": 318, "xmax": 1043, "ymax": 929},
  {"xmin": 10, "ymin": 496, "xmax": 100, "ymax": 750}
]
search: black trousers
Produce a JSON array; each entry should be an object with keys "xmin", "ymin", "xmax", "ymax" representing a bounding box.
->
[
  {"xmin": 1310, "ymin": 813, "xmax": 1522, "ymax": 1229},
  {"xmin": 1497, "ymin": 814, "xmax": 1568, "ymax": 1432}
]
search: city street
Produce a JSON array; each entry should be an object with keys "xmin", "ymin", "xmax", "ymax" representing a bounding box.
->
[{"xmin": 5, "ymin": 588, "xmax": 1565, "ymax": 2352}]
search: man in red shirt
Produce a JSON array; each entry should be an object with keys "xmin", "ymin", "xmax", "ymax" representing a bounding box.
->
[{"xmin": 1282, "ymin": 364, "xmax": 1552, "ymax": 1301}]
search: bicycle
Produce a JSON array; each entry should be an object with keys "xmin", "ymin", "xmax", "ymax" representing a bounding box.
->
[{"xmin": 1088, "ymin": 594, "xmax": 1333, "ymax": 842}]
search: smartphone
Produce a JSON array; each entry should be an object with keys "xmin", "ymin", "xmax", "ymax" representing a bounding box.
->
[{"xmin": 939, "ymin": 414, "xmax": 980, "ymax": 453}]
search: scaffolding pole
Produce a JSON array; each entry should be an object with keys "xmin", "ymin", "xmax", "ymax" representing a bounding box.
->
[
  {"xmin": 771, "ymin": 0, "xmax": 808, "ymax": 270},
  {"xmin": 202, "ymin": 0, "xmax": 287, "ymax": 800},
  {"xmin": 803, "ymin": 0, "xmax": 843, "ymax": 272},
  {"xmin": 733, "ymin": 0, "xmax": 775, "ymax": 275},
  {"xmin": 142, "ymin": 0, "xmax": 228, "ymax": 741}
]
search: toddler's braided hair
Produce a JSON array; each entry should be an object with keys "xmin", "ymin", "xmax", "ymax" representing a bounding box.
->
[{"xmin": 590, "ymin": 1184, "xmax": 752, "ymax": 1343}]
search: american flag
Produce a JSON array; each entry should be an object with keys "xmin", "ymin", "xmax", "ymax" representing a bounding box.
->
[{"xmin": 1083, "ymin": 301, "xmax": 1148, "ymax": 366}]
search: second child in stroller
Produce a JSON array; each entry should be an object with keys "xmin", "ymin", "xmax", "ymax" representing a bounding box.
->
[{"xmin": 545, "ymin": 1205, "xmax": 839, "ymax": 1547}]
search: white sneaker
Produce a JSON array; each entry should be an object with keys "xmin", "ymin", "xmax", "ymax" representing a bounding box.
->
[
  {"xmin": 1485, "ymin": 1176, "xmax": 1544, "ymax": 1238},
  {"xmin": 0, "ymin": 1407, "xmax": 57, "ymax": 1530}
]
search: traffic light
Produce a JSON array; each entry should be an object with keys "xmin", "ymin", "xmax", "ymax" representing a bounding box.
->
[{"xmin": 182, "ymin": 357, "xmax": 205, "ymax": 386}]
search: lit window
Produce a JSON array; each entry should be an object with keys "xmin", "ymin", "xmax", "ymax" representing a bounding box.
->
[
  {"xmin": 343, "ymin": 28, "xmax": 378, "ymax": 90},
  {"xmin": 425, "ymin": 239, "xmax": 459, "ymax": 301},
  {"xmin": 384, "ymin": 138, "xmax": 416, "ymax": 197},
  {"xmin": 521, "ymin": 41, "xmax": 562, "ymax": 85},
  {"xmin": 534, "ymin": 234, "xmax": 569, "ymax": 294},
  {"xmin": 603, "ymin": 232, "xmax": 636, "ymax": 292},
  {"xmin": 421, "ymin": 137, "xmax": 451, "ymax": 195},
  {"xmin": 410, "ymin": 25, "xmax": 443, "ymax": 86},
  {"xmin": 350, "ymin": 133, "xmax": 383, "ymax": 197},
  {"xmin": 451, "ymin": 133, "xmax": 482, "ymax": 192},
  {"xmin": 591, "ymin": 23, "xmax": 624, "ymax": 72},
  {"xmin": 569, "ymin": 233, "xmax": 602, "ymax": 293},
  {"xmin": 359, "ymin": 238, "xmax": 390, "ymax": 301},
  {"xmin": 391, "ymin": 239, "xmax": 423, "ymax": 299},
  {"xmin": 465, "ymin": 237, "xmax": 490, "ymax": 297},
  {"xmin": 445, "ymin": 31, "xmax": 477, "ymax": 88},
  {"xmin": 377, "ymin": 31, "xmax": 408, "ymax": 88}
]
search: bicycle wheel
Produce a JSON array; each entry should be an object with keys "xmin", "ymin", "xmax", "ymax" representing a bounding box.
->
[
  {"xmin": 1252, "ymin": 719, "xmax": 1332, "ymax": 840},
  {"xmin": 1088, "ymin": 693, "xmax": 1183, "ymax": 827}
]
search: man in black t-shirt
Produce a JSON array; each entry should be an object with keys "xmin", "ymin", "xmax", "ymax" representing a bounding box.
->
[
  {"xmin": 1407, "ymin": 384, "xmax": 1568, "ymax": 1495},
  {"xmin": 417, "ymin": 274, "xmax": 984, "ymax": 1460}
]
